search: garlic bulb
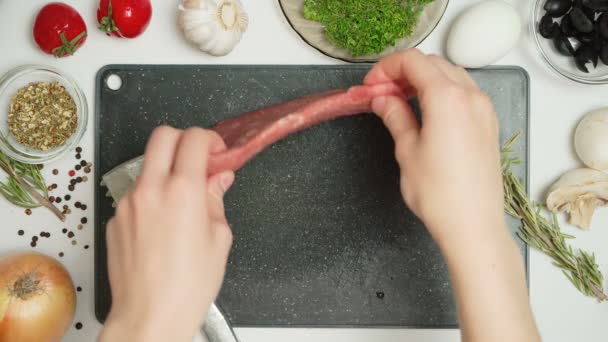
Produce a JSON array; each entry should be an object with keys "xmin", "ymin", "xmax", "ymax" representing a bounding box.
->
[{"xmin": 178, "ymin": 0, "xmax": 248, "ymax": 56}]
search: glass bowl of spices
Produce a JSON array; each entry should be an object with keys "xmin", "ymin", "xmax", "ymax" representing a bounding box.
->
[{"xmin": 0, "ymin": 65, "xmax": 88, "ymax": 163}]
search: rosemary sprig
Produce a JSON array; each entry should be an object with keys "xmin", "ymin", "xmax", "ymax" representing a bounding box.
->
[
  {"xmin": 501, "ymin": 132, "xmax": 607, "ymax": 301},
  {"xmin": 0, "ymin": 150, "xmax": 65, "ymax": 221}
]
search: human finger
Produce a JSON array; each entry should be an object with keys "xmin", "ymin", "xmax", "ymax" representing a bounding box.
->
[
  {"xmin": 140, "ymin": 126, "xmax": 182, "ymax": 182},
  {"xmin": 173, "ymin": 128, "xmax": 223, "ymax": 180},
  {"xmin": 364, "ymin": 49, "xmax": 447, "ymax": 93},
  {"xmin": 206, "ymin": 170, "xmax": 234, "ymax": 224},
  {"xmin": 371, "ymin": 95, "xmax": 419, "ymax": 157}
]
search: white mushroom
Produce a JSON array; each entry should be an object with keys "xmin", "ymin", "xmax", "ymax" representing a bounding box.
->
[
  {"xmin": 575, "ymin": 108, "xmax": 608, "ymax": 171},
  {"xmin": 546, "ymin": 168, "xmax": 608, "ymax": 230}
]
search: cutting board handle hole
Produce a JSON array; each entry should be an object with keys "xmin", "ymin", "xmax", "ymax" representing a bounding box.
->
[{"xmin": 105, "ymin": 74, "xmax": 123, "ymax": 91}]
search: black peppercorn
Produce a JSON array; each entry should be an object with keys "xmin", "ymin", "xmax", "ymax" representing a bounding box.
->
[
  {"xmin": 81, "ymin": 217, "xmax": 88, "ymax": 224},
  {"xmin": 18, "ymin": 229, "xmax": 24, "ymax": 236}
]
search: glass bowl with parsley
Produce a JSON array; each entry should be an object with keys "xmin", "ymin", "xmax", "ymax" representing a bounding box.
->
[
  {"xmin": 279, "ymin": 0, "xmax": 449, "ymax": 62},
  {"xmin": 0, "ymin": 65, "xmax": 88, "ymax": 164}
]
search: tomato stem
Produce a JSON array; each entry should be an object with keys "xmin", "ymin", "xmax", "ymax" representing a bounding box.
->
[
  {"xmin": 51, "ymin": 31, "xmax": 86, "ymax": 57},
  {"xmin": 99, "ymin": 0, "xmax": 121, "ymax": 36}
]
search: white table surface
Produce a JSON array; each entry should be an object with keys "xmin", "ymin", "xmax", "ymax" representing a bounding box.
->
[{"xmin": 1, "ymin": 0, "xmax": 607, "ymax": 341}]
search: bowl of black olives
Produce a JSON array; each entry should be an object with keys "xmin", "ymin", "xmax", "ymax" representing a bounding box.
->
[{"xmin": 533, "ymin": 0, "xmax": 608, "ymax": 84}]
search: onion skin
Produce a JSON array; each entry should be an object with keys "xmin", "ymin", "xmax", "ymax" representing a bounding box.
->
[{"xmin": 0, "ymin": 252, "xmax": 76, "ymax": 342}]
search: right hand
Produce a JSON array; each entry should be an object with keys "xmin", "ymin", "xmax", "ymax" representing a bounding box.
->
[{"xmin": 365, "ymin": 49, "xmax": 504, "ymax": 245}]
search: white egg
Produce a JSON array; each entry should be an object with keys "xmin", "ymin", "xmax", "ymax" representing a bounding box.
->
[{"xmin": 447, "ymin": 0, "xmax": 522, "ymax": 68}]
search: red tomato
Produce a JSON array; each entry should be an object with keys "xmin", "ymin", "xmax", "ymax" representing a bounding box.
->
[
  {"xmin": 97, "ymin": 0, "xmax": 152, "ymax": 38},
  {"xmin": 33, "ymin": 3, "xmax": 87, "ymax": 57}
]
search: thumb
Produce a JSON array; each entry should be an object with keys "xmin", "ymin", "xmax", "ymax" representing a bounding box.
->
[
  {"xmin": 371, "ymin": 95, "xmax": 420, "ymax": 143},
  {"xmin": 207, "ymin": 170, "xmax": 235, "ymax": 224}
]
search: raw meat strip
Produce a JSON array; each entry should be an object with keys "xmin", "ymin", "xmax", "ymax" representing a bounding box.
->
[{"xmin": 207, "ymin": 83, "xmax": 401, "ymax": 175}]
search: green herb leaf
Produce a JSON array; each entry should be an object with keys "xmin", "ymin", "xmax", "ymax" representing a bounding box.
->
[
  {"xmin": 501, "ymin": 132, "xmax": 607, "ymax": 301},
  {"xmin": 0, "ymin": 149, "xmax": 64, "ymax": 221},
  {"xmin": 303, "ymin": 0, "xmax": 434, "ymax": 57}
]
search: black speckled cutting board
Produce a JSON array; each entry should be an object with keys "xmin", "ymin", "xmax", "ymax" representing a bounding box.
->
[{"xmin": 95, "ymin": 65, "xmax": 529, "ymax": 328}]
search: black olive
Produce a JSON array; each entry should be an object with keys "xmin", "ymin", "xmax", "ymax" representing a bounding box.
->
[
  {"xmin": 575, "ymin": 0, "xmax": 597, "ymax": 19},
  {"xmin": 540, "ymin": 14, "xmax": 561, "ymax": 38},
  {"xmin": 578, "ymin": 31, "xmax": 596, "ymax": 43},
  {"xmin": 561, "ymin": 15, "xmax": 578, "ymax": 36},
  {"xmin": 590, "ymin": 31, "xmax": 606, "ymax": 50},
  {"xmin": 598, "ymin": 13, "xmax": 608, "ymax": 39},
  {"xmin": 575, "ymin": 44, "xmax": 599, "ymax": 72},
  {"xmin": 570, "ymin": 7, "xmax": 595, "ymax": 33},
  {"xmin": 554, "ymin": 34, "xmax": 577, "ymax": 55},
  {"xmin": 600, "ymin": 44, "xmax": 608, "ymax": 65},
  {"xmin": 582, "ymin": 0, "xmax": 608, "ymax": 11},
  {"xmin": 545, "ymin": 0, "xmax": 573, "ymax": 17}
]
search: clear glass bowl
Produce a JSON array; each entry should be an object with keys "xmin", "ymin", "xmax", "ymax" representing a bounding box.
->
[
  {"xmin": 279, "ymin": 0, "xmax": 449, "ymax": 63},
  {"xmin": 0, "ymin": 65, "xmax": 88, "ymax": 164},
  {"xmin": 531, "ymin": 0, "xmax": 608, "ymax": 84}
]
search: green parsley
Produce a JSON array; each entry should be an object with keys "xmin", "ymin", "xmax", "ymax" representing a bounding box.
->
[{"xmin": 304, "ymin": 0, "xmax": 434, "ymax": 57}]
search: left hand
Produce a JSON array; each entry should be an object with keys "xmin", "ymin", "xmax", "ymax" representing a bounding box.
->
[{"xmin": 99, "ymin": 126, "xmax": 235, "ymax": 342}]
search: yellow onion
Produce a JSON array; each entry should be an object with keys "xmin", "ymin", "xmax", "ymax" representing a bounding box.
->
[{"xmin": 0, "ymin": 252, "xmax": 76, "ymax": 342}]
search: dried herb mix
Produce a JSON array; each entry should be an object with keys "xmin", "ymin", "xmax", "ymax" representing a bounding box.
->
[{"xmin": 8, "ymin": 82, "xmax": 77, "ymax": 151}]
